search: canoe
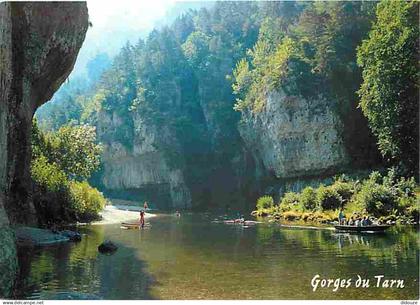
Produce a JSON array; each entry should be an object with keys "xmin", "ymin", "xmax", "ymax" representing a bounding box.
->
[
  {"xmin": 334, "ymin": 225, "xmax": 391, "ymax": 232},
  {"xmin": 121, "ymin": 222, "xmax": 149, "ymax": 229},
  {"xmin": 121, "ymin": 222, "xmax": 140, "ymax": 229}
]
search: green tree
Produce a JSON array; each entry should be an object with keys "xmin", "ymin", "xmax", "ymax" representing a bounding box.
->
[
  {"xmin": 52, "ymin": 125, "xmax": 103, "ymax": 180},
  {"xmin": 33, "ymin": 121, "xmax": 103, "ymax": 180},
  {"xmin": 182, "ymin": 31, "xmax": 211, "ymax": 68},
  {"xmin": 357, "ymin": 0, "xmax": 419, "ymax": 176},
  {"xmin": 31, "ymin": 121, "xmax": 106, "ymax": 224}
]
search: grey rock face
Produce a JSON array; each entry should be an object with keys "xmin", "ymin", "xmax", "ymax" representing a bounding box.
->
[
  {"xmin": 239, "ymin": 90, "xmax": 349, "ymax": 181},
  {"xmin": 98, "ymin": 111, "xmax": 192, "ymax": 209},
  {"xmin": 0, "ymin": 2, "xmax": 88, "ymax": 297},
  {"xmin": 4, "ymin": 1, "xmax": 88, "ymax": 224}
]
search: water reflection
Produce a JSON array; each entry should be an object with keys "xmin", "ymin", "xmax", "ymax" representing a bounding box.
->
[
  {"xmin": 15, "ymin": 225, "xmax": 157, "ymax": 299},
  {"xmin": 14, "ymin": 214, "xmax": 419, "ymax": 300}
]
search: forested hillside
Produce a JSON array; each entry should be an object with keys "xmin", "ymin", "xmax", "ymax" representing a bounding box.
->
[{"xmin": 35, "ymin": 1, "xmax": 418, "ymax": 210}]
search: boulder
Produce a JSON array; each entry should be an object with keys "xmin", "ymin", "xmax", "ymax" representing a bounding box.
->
[
  {"xmin": 60, "ymin": 230, "xmax": 82, "ymax": 242},
  {"xmin": 98, "ymin": 240, "xmax": 118, "ymax": 254}
]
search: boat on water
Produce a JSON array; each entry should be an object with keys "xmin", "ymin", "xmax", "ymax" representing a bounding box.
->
[
  {"xmin": 334, "ymin": 224, "xmax": 391, "ymax": 233},
  {"xmin": 121, "ymin": 222, "xmax": 150, "ymax": 229},
  {"xmin": 212, "ymin": 219, "xmax": 260, "ymax": 225}
]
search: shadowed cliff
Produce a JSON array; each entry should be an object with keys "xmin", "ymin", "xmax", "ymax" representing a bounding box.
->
[{"xmin": 0, "ymin": 1, "xmax": 88, "ymax": 297}]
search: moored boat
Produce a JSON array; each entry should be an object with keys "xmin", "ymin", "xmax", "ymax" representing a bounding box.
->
[{"xmin": 334, "ymin": 224, "xmax": 391, "ymax": 233}]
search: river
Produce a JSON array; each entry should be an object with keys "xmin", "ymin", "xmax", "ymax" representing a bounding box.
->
[{"xmin": 14, "ymin": 213, "xmax": 419, "ymax": 300}]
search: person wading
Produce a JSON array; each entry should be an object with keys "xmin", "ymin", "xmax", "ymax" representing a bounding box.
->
[{"xmin": 139, "ymin": 210, "xmax": 145, "ymax": 228}]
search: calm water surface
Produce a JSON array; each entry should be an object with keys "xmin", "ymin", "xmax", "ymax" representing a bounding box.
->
[{"xmin": 15, "ymin": 213, "xmax": 419, "ymax": 299}]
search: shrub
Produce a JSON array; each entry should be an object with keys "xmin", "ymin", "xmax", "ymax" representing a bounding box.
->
[
  {"xmin": 344, "ymin": 199, "xmax": 364, "ymax": 216},
  {"xmin": 32, "ymin": 159, "xmax": 107, "ymax": 224},
  {"xmin": 280, "ymin": 192, "xmax": 301, "ymax": 211},
  {"xmin": 331, "ymin": 181, "xmax": 354, "ymax": 204},
  {"xmin": 300, "ymin": 187, "xmax": 317, "ymax": 210},
  {"xmin": 31, "ymin": 156, "xmax": 68, "ymax": 192},
  {"xmin": 31, "ymin": 156, "xmax": 72, "ymax": 225},
  {"xmin": 352, "ymin": 169, "xmax": 418, "ymax": 218},
  {"xmin": 69, "ymin": 181, "xmax": 107, "ymax": 221},
  {"xmin": 256, "ymin": 196, "xmax": 274, "ymax": 210},
  {"xmin": 394, "ymin": 176, "xmax": 416, "ymax": 198},
  {"xmin": 305, "ymin": 211, "xmax": 334, "ymax": 223},
  {"xmin": 406, "ymin": 204, "xmax": 419, "ymax": 221},
  {"xmin": 368, "ymin": 171, "xmax": 382, "ymax": 184},
  {"xmin": 316, "ymin": 185, "xmax": 342, "ymax": 211},
  {"xmin": 396, "ymin": 188, "xmax": 417, "ymax": 219},
  {"xmin": 355, "ymin": 181, "xmax": 397, "ymax": 217}
]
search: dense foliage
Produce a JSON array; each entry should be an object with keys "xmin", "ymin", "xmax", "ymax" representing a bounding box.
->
[
  {"xmin": 33, "ymin": 123, "xmax": 102, "ymax": 180},
  {"xmin": 31, "ymin": 121, "xmax": 106, "ymax": 224},
  {"xmin": 232, "ymin": 1, "xmax": 375, "ymax": 112},
  {"xmin": 69, "ymin": 181, "xmax": 107, "ymax": 220},
  {"xmin": 256, "ymin": 169, "xmax": 418, "ymax": 223},
  {"xmin": 256, "ymin": 195, "xmax": 274, "ymax": 210},
  {"xmin": 357, "ymin": 0, "xmax": 419, "ymax": 176}
]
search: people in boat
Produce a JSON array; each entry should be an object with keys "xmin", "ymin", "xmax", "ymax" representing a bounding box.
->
[
  {"xmin": 348, "ymin": 217, "xmax": 355, "ymax": 226},
  {"xmin": 139, "ymin": 210, "xmax": 145, "ymax": 228},
  {"xmin": 361, "ymin": 216, "xmax": 367, "ymax": 226},
  {"xmin": 338, "ymin": 209, "xmax": 345, "ymax": 225},
  {"xmin": 143, "ymin": 201, "xmax": 149, "ymax": 211},
  {"xmin": 362, "ymin": 216, "xmax": 373, "ymax": 226}
]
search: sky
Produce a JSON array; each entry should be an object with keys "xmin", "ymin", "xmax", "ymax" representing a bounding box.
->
[
  {"xmin": 87, "ymin": 0, "xmax": 175, "ymax": 29},
  {"xmin": 71, "ymin": 0, "xmax": 178, "ymax": 77}
]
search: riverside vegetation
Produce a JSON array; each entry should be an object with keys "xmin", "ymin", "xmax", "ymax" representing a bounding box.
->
[
  {"xmin": 253, "ymin": 169, "xmax": 419, "ymax": 225},
  {"xmin": 31, "ymin": 120, "xmax": 107, "ymax": 226}
]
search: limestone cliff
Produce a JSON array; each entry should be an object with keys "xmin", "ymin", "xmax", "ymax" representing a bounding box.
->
[
  {"xmin": 97, "ymin": 111, "xmax": 192, "ymax": 209},
  {"xmin": 95, "ymin": 82, "xmax": 256, "ymax": 210},
  {"xmin": 0, "ymin": 2, "xmax": 88, "ymax": 296},
  {"xmin": 239, "ymin": 90, "xmax": 350, "ymax": 197}
]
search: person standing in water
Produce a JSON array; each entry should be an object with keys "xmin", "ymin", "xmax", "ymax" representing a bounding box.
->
[
  {"xmin": 338, "ymin": 208, "xmax": 345, "ymax": 225},
  {"xmin": 139, "ymin": 210, "xmax": 145, "ymax": 228}
]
